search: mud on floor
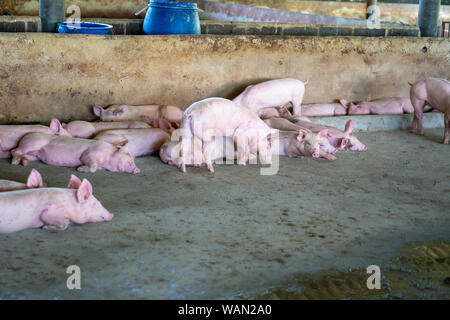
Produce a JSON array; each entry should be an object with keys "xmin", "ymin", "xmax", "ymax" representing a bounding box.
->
[{"xmin": 237, "ymin": 241, "xmax": 450, "ymax": 300}]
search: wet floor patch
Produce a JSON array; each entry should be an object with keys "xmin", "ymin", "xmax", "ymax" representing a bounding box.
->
[{"xmin": 237, "ymin": 241, "xmax": 450, "ymax": 300}]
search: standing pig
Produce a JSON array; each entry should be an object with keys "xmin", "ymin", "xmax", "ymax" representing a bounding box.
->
[
  {"xmin": 232, "ymin": 78, "xmax": 307, "ymax": 117},
  {"xmin": 409, "ymin": 78, "xmax": 450, "ymax": 144},
  {"xmin": 11, "ymin": 133, "xmax": 140, "ymax": 174},
  {"xmin": 0, "ymin": 118, "xmax": 70, "ymax": 158},
  {"xmin": 62, "ymin": 120, "xmax": 150, "ymax": 139},
  {"xmin": 0, "ymin": 169, "xmax": 45, "ymax": 192},
  {"xmin": 301, "ymin": 103, "xmax": 348, "ymax": 117},
  {"xmin": 0, "ymin": 176, "xmax": 113, "ymax": 234},
  {"xmin": 291, "ymin": 118, "xmax": 367, "ymax": 152},
  {"xmin": 341, "ymin": 97, "xmax": 414, "ymax": 115},
  {"xmin": 93, "ymin": 104, "xmax": 183, "ymax": 129},
  {"xmin": 179, "ymin": 97, "xmax": 275, "ymax": 173},
  {"xmin": 93, "ymin": 128, "xmax": 170, "ymax": 158}
]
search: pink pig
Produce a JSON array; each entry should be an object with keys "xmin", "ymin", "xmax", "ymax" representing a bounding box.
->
[
  {"xmin": 179, "ymin": 97, "xmax": 275, "ymax": 173},
  {"xmin": 341, "ymin": 97, "xmax": 414, "ymax": 115},
  {"xmin": 291, "ymin": 118, "xmax": 367, "ymax": 152},
  {"xmin": 0, "ymin": 169, "xmax": 45, "ymax": 192},
  {"xmin": 232, "ymin": 78, "xmax": 307, "ymax": 117},
  {"xmin": 62, "ymin": 120, "xmax": 150, "ymax": 139},
  {"xmin": 93, "ymin": 128, "xmax": 170, "ymax": 158},
  {"xmin": 0, "ymin": 175, "xmax": 113, "ymax": 234},
  {"xmin": 11, "ymin": 133, "xmax": 140, "ymax": 174},
  {"xmin": 93, "ymin": 104, "xmax": 183, "ymax": 129},
  {"xmin": 409, "ymin": 78, "xmax": 450, "ymax": 144},
  {"xmin": 264, "ymin": 117, "xmax": 338, "ymax": 156},
  {"xmin": 301, "ymin": 103, "xmax": 348, "ymax": 117},
  {"xmin": 277, "ymin": 131, "xmax": 337, "ymax": 161},
  {"xmin": 0, "ymin": 118, "xmax": 70, "ymax": 158}
]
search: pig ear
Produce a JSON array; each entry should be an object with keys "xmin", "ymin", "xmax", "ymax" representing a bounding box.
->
[
  {"xmin": 49, "ymin": 118, "xmax": 64, "ymax": 134},
  {"xmin": 318, "ymin": 130, "xmax": 329, "ymax": 139},
  {"xmin": 297, "ymin": 130, "xmax": 307, "ymax": 141},
  {"xmin": 158, "ymin": 118, "xmax": 174, "ymax": 133},
  {"xmin": 93, "ymin": 105, "xmax": 104, "ymax": 117},
  {"xmin": 76, "ymin": 179, "xmax": 93, "ymax": 203},
  {"xmin": 113, "ymin": 139, "xmax": 129, "ymax": 149},
  {"xmin": 68, "ymin": 175, "xmax": 82, "ymax": 189},
  {"xmin": 339, "ymin": 99, "xmax": 351, "ymax": 108},
  {"xmin": 345, "ymin": 120, "xmax": 354, "ymax": 134},
  {"xmin": 27, "ymin": 169, "xmax": 44, "ymax": 188}
]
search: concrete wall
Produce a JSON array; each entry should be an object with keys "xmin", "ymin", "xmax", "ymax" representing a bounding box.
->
[{"xmin": 0, "ymin": 33, "xmax": 449, "ymax": 124}]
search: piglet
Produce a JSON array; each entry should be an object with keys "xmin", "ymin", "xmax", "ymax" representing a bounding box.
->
[
  {"xmin": 409, "ymin": 78, "xmax": 450, "ymax": 144},
  {"xmin": 291, "ymin": 118, "xmax": 367, "ymax": 152},
  {"xmin": 93, "ymin": 104, "xmax": 183, "ymax": 129},
  {"xmin": 62, "ymin": 120, "xmax": 150, "ymax": 139},
  {"xmin": 11, "ymin": 133, "xmax": 140, "ymax": 174},
  {"xmin": 93, "ymin": 128, "xmax": 170, "ymax": 158},
  {"xmin": 232, "ymin": 78, "xmax": 307, "ymax": 117},
  {"xmin": 341, "ymin": 97, "xmax": 414, "ymax": 115},
  {"xmin": 179, "ymin": 97, "xmax": 275, "ymax": 173},
  {"xmin": 301, "ymin": 103, "xmax": 348, "ymax": 117},
  {"xmin": 0, "ymin": 118, "xmax": 70, "ymax": 158},
  {"xmin": 264, "ymin": 117, "xmax": 338, "ymax": 156},
  {"xmin": 0, "ymin": 176, "xmax": 113, "ymax": 234},
  {"xmin": 0, "ymin": 169, "xmax": 45, "ymax": 192}
]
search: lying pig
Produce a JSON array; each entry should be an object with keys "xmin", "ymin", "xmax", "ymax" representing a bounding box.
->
[
  {"xmin": 160, "ymin": 128, "xmax": 336, "ymax": 167},
  {"xmin": 409, "ymin": 78, "xmax": 450, "ymax": 144},
  {"xmin": 11, "ymin": 133, "xmax": 140, "ymax": 174},
  {"xmin": 0, "ymin": 176, "xmax": 113, "ymax": 234},
  {"xmin": 93, "ymin": 104, "xmax": 183, "ymax": 128},
  {"xmin": 340, "ymin": 97, "xmax": 414, "ymax": 115},
  {"xmin": 62, "ymin": 120, "xmax": 150, "ymax": 139},
  {"xmin": 93, "ymin": 128, "xmax": 170, "ymax": 158},
  {"xmin": 0, "ymin": 118, "xmax": 70, "ymax": 158},
  {"xmin": 0, "ymin": 169, "xmax": 45, "ymax": 192},
  {"xmin": 291, "ymin": 118, "xmax": 367, "ymax": 152},
  {"xmin": 264, "ymin": 117, "xmax": 338, "ymax": 155},
  {"xmin": 301, "ymin": 103, "xmax": 348, "ymax": 117},
  {"xmin": 179, "ymin": 97, "xmax": 275, "ymax": 173},
  {"xmin": 232, "ymin": 78, "xmax": 307, "ymax": 117}
]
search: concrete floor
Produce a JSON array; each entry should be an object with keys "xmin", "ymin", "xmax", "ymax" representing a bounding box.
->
[{"xmin": 0, "ymin": 129, "xmax": 449, "ymax": 300}]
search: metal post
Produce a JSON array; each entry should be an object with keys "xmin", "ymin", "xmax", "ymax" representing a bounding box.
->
[
  {"xmin": 39, "ymin": 0, "xmax": 65, "ymax": 32},
  {"xmin": 418, "ymin": 0, "xmax": 441, "ymax": 37}
]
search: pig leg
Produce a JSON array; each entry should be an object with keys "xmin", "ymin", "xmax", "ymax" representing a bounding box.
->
[
  {"xmin": 40, "ymin": 205, "xmax": 70, "ymax": 230},
  {"xmin": 292, "ymin": 95, "xmax": 304, "ymax": 116},
  {"xmin": 444, "ymin": 110, "xmax": 450, "ymax": 145},
  {"xmin": 235, "ymin": 131, "xmax": 249, "ymax": 166},
  {"xmin": 78, "ymin": 153, "xmax": 100, "ymax": 173},
  {"xmin": 410, "ymin": 97, "xmax": 426, "ymax": 135},
  {"xmin": 202, "ymin": 132, "xmax": 214, "ymax": 173}
]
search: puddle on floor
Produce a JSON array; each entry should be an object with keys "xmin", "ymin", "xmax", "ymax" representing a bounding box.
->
[{"xmin": 236, "ymin": 241, "xmax": 450, "ymax": 300}]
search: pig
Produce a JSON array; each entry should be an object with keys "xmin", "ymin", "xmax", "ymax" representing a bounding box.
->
[
  {"xmin": 160, "ymin": 128, "xmax": 336, "ymax": 167},
  {"xmin": 93, "ymin": 104, "xmax": 183, "ymax": 129},
  {"xmin": 93, "ymin": 128, "xmax": 170, "ymax": 158},
  {"xmin": 264, "ymin": 117, "xmax": 338, "ymax": 155},
  {"xmin": 0, "ymin": 118, "xmax": 70, "ymax": 159},
  {"xmin": 62, "ymin": 120, "xmax": 150, "ymax": 139},
  {"xmin": 232, "ymin": 78, "xmax": 307, "ymax": 117},
  {"xmin": 11, "ymin": 133, "xmax": 140, "ymax": 174},
  {"xmin": 340, "ymin": 97, "xmax": 414, "ymax": 115},
  {"xmin": 291, "ymin": 118, "xmax": 368, "ymax": 152},
  {"xmin": 179, "ymin": 97, "xmax": 275, "ymax": 173},
  {"xmin": 0, "ymin": 169, "xmax": 45, "ymax": 192},
  {"xmin": 301, "ymin": 103, "xmax": 348, "ymax": 117},
  {"xmin": 409, "ymin": 78, "xmax": 450, "ymax": 144},
  {"xmin": 0, "ymin": 176, "xmax": 113, "ymax": 234}
]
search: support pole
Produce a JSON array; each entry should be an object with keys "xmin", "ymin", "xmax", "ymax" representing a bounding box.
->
[
  {"xmin": 39, "ymin": 0, "xmax": 65, "ymax": 32},
  {"xmin": 418, "ymin": 0, "xmax": 441, "ymax": 37}
]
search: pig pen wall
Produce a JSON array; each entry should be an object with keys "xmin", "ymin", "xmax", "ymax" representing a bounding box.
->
[{"xmin": 0, "ymin": 33, "xmax": 449, "ymax": 124}]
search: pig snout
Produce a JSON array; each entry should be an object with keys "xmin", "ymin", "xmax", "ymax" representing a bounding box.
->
[{"xmin": 312, "ymin": 152, "xmax": 320, "ymax": 158}]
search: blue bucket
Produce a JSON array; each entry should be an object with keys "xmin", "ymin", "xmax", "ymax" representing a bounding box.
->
[
  {"xmin": 57, "ymin": 22, "xmax": 114, "ymax": 35},
  {"xmin": 143, "ymin": 1, "xmax": 201, "ymax": 35}
]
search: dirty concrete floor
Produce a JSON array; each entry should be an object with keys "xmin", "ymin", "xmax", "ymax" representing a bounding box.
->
[{"xmin": 0, "ymin": 129, "xmax": 449, "ymax": 300}]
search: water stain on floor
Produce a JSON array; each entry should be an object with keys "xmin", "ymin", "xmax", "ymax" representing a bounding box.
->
[{"xmin": 237, "ymin": 241, "xmax": 450, "ymax": 300}]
